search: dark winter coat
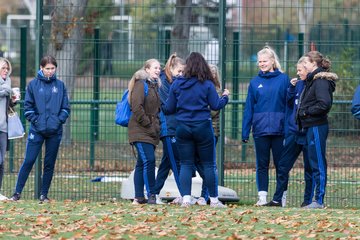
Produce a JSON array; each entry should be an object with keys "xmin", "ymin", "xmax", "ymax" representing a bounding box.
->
[
  {"xmin": 296, "ymin": 68, "xmax": 337, "ymax": 129},
  {"xmin": 128, "ymin": 78, "xmax": 161, "ymax": 146}
]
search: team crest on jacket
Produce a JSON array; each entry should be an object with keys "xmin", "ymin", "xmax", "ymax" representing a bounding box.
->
[{"xmin": 52, "ymin": 86, "xmax": 58, "ymax": 93}]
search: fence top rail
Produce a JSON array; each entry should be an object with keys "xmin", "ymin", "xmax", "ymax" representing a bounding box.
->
[{"xmin": 228, "ymin": 100, "xmax": 352, "ymax": 104}]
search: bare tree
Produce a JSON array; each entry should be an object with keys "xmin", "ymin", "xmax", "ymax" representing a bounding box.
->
[
  {"xmin": 298, "ymin": 0, "xmax": 314, "ymax": 53},
  {"xmin": 47, "ymin": 0, "xmax": 89, "ymax": 144},
  {"xmin": 171, "ymin": 0, "xmax": 192, "ymax": 58}
]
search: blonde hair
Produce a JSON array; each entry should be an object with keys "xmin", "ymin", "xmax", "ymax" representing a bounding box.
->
[
  {"xmin": 209, "ymin": 64, "xmax": 221, "ymax": 89},
  {"xmin": 0, "ymin": 57, "xmax": 12, "ymax": 76},
  {"xmin": 257, "ymin": 46, "xmax": 283, "ymax": 72},
  {"xmin": 297, "ymin": 56, "xmax": 308, "ymax": 65},
  {"xmin": 164, "ymin": 53, "xmax": 185, "ymax": 83},
  {"xmin": 128, "ymin": 59, "xmax": 161, "ymax": 103}
]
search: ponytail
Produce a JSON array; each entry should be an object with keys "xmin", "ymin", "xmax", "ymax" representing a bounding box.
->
[
  {"xmin": 164, "ymin": 53, "xmax": 185, "ymax": 83},
  {"xmin": 305, "ymin": 51, "xmax": 332, "ymax": 72},
  {"xmin": 165, "ymin": 54, "xmax": 177, "ymax": 83}
]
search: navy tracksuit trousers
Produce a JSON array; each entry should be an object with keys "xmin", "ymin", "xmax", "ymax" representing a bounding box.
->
[
  {"xmin": 176, "ymin": 120, "xmax": 218, "ymax": 198},
  {"xmin": 133, "ymin": 142, "xmax": 156, "ymax": 198},
  {"xmin": 154, "ymin": 136, "xmax": 181, "ymax": 195},
  {"xmin": 253, "ymin": 135, "xmax": 284, "ymax": 192},
  {"xmin": 272, "ymin": 132, "xmax": 314, "ymax": 204},
  {"xmin": 194, "ymin": 136, "xmax": 218, "ymax": 201},
  {"xmin": 305, "ymin": 124, "xmax": 328, "ymax": 205},
  {"xmin": 15, "ymin": 130, "xmax": 62, "ymax": 196}
]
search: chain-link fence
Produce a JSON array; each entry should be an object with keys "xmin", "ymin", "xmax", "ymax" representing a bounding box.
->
[{"xmin": 2, "ymin": 0, "xmax": 359, "ymax": 207}]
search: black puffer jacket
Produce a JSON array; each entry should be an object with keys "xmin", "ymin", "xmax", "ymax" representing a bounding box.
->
[{"xmin": 297, "ymin": 68, "xmax": 338, "ymax": 129}]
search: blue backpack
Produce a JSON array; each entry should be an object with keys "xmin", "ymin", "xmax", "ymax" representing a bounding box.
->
[{"xmin": 115, "ymin": 81, "xmax": 148, "ymax": 127}]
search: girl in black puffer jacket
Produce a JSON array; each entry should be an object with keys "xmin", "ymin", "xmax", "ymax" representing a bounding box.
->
[{"xmin": 296, "ymin": 51, "xmax": 337, "ymax": 209}]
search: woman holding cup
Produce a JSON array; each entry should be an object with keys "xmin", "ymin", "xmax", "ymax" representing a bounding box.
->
[{"xmin": 0, "ymin": 57, "xmax": 19, "ymax": 201}]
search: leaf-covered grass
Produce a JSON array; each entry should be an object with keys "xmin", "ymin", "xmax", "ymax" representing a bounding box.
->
[{"xmin": 0, "ymin": 200, "xmax": 359, "ymax": 239}]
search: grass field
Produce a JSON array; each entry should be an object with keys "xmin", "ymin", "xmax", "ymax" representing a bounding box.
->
[
  {"xmin": 0, "ymin": 200, "xmax": 359, "ymax": 239},
  {"xmin": 2, "ymin": 166, "xmax": 359, "ymax": 209}
]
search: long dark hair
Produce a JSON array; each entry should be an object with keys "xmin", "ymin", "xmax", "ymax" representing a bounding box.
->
[{"xmin": 184, "ymin": 52, "xmax": 213, "ymax": 82}]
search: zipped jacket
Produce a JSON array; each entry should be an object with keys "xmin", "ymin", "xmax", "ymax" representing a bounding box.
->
[
  {"xmin": 128, "ymin": 78, "xmax": 161, "ymax": 146},
  {"xmin": 24, "ymin": 70, "xmax": 70, "ymax": 136},
  {"xmin": 296, "ymin": 68, "xmax": 337, "ymax": 129},
  {"xmin": 242, "ymin": 69, "xmax": 289, "ymax": 140}
]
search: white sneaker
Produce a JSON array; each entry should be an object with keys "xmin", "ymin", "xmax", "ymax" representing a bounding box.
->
[
  {"xmin": 171, "ymin": 197, "xmax": 182, "ymax": 205},
  {"xmin": 190, "ymin": 196, "xmax": 198, "ymax": 205},
  {"xmin": 255, "ymin": 198, "xmax": 267, "ymax": 206},
  {"xmin": 210, "ymin": 201, "xmax": 227, "ymax": 208},
  {"xmin": 303, "ymin": 201, "xmax": 324, "ymax": 209},
  {"xmin": 0, "ymin": 194, "xmax": 8, "ymax": 201},
  {"xmin": 196, "ymin": 197, "xmax": 207, "ymax": 206},
  {"xmin": 180, "ymin": 201, "xmax": 191, "ymax": 208},
  {"xmin": 156, "ymin": 195, "xmax": 164, "ymax": 205},
  {"xmin": 256, "ymin": 191, "xmax": 267, "ymax": 206}
]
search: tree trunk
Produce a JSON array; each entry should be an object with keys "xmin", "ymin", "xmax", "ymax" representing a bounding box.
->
[
  {"xmin": 298, "ymin": 0, "xmax": 314, "ymax": 52},
  {"xmin": 171, "ymin": 0, "xmax": 192, "ymax": 58},
  {"xmin": 48, "ymin": 0, "xmax": 89, "ymax": 145}
]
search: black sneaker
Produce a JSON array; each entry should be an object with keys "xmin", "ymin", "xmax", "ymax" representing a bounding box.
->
[
  {"xmin": 39, "ymin": 195, "xmax": 50, "ymax": 203},
  {"xmin": 264, "ymin": 200, "xmax": 282, "ymax": 207},
  {"xmin": 10, "ymin": 193, "xmax": 21, "ymax": 201},
  {"xmin": 300, "ymin": 202, "xmax": 311, "ymax": 207},
  {"xmin": 147, "ymin": 194, "xmax": 156, "ymax": 204}
]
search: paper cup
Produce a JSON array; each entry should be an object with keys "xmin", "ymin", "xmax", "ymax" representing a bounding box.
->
[{"xmin": 12, "ymin": 87, "xmax": 20, "ymax": 101}]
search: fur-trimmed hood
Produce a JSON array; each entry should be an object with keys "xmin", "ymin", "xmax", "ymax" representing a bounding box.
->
[{"xmin": 313, "ymin": 72, "xmax": 338, "ymax": 82}]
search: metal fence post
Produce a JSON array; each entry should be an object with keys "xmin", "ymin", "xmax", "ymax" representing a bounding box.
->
[
  {"xmin": 298, "ymin": 32, "xmax": 304, "ymax": 59},
  {"xmin": 20, "ymin": 26, "xmax": 27, "ymax": 126},
  {"xmin": 9, "ymin": 26, "xmax": 28, "ymax": 173},
  {"xmin": 164, "ymin": 29, "xmax": 171, "ymax": 60},
  {"xmin": 232, "ymin": 31, "xmax": 239, "ymax": 140},
  {"xmin": 90, "ymin": 27, "xmax": 100, "ymax": 170},
  {"xmin": 218, "ymin": 0, "xmax": 226, "ymax": 186},
  {"xmin": 157, "ymin": 28, "xmax": 171, "ymax": 62},
  {"xmin": 34, "ymin": 0, "xmax": 43, "ymax": 199},
  {"xmin": 343, "ymin": 19, "xmax": 349, "ymax": 43}
]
